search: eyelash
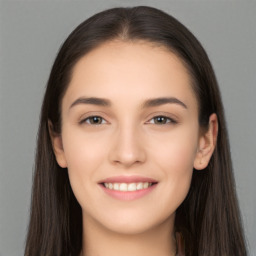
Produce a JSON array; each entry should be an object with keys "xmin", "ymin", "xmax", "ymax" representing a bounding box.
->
[
  {"xmin": 146, "ymin": 116, "xmax": 177, "ymax": 125},
  {"xmin": 79, "ymin": 115, "xmax": 177, "ymax": 125}
]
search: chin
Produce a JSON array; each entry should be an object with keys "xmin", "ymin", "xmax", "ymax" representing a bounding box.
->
[{"xmin": 90, "ymin": 207, "xmax": 176, "ymax": 236}]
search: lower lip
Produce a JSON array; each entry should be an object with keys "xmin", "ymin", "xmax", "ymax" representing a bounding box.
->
[{"xmin": 99, "ymin": 183, "xmax": 157, "ymax": 201}]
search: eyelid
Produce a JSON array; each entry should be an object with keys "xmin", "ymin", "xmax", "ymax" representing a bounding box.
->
[
  {"xmin": 79, "ymin": 114, "xmax": 108, "ymax": 125},
  {"xmin": 145, "ymin": 112, "xmax": 178, "ymax": 124},
  {"xmin": 78, "ymin": 112, "xmax": 178, "ymax": 125},
  {"xmin": 146, "ymin": 116, "xmax": 177, "ymax": 125}
]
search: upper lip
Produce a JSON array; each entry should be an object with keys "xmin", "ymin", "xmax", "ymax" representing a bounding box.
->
[{"xmin": 98, "ymin": 175, "xmax": 158, "ymax": 184}]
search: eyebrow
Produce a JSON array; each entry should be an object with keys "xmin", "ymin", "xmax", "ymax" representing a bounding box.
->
[
  {"xmin": 69, "ymin": 96, "xmax": 187, "ymax": 110},
  {"xmin": 142, "ymin": 97, "xmax": 187, "ymax": 109},
  {"xmin": 69, "ymin": 97, "xmax": 111, "ymax": 109}
]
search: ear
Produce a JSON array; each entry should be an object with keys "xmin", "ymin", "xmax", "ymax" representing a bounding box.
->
[
  {"xmin": 194, "ymin": 113, "xmax": 218, "ymax": 170},
  {"xmin": 48, "ymin": 120, "xmax": 67, "ymax": 168}
]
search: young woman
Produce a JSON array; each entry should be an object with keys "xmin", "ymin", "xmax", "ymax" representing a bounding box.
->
[{"xmin": 24, "ymin": 6, "xmax": 247, "ymax": 256}]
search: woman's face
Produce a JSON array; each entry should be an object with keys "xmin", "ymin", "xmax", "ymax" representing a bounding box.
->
[{"xmin": 52, "ymin": 40, "xmax": 208, "ymax": 235}]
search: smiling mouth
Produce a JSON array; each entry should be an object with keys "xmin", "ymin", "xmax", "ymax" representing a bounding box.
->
[
  {"xmin": 101, "ymin": 182, "xmax": 157, "ymax": 192},
  {"xmin": 98, "ymin": 175, "xmax": 158, "ymax": 200}
]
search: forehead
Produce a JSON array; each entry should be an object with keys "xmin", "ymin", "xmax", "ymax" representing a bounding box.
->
[{"xmin": 62, "ymin": 40, "xmax": 198, "ymax": 112}]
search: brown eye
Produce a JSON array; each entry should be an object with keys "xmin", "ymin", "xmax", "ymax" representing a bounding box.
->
[
  {"xmin": 81, "ymin": 116, "xmax": 106, "ymax": 125},
  {"xmin": 148, "ymin": 116, "xmax": 177, "ymax": 125},
  {"xmin": 154, "ymin": 116, "xmax": 169, "ymax": 124}
]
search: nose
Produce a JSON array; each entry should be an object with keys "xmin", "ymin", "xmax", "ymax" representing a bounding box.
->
[{"xmin": 108, "ymin": 124, "xmax": 146, "ymax": 168}]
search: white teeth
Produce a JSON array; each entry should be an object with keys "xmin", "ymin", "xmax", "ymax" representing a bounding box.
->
[
  {"xmin": 128, "ymin": 183, "xmax": 137, "ymax": 191},
  {"xmin": 103, "ymin": 182, "xmax": 153, "ymax": 191},
  {"xmin": 113, "ymin": 183, "xmax": 119, "ymax": 190},
  {"xmin": 136, "ymin": 182, "xmax": 143, "ymax": 190},
  {"xmin": 119, "ymin": 183, "xmax": 128, "ymax": 191},
  {"xmin": 143, "ymin": 182, "xmax": 149, "ymax": 189}
]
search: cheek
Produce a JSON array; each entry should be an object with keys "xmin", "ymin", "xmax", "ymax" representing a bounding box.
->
[
  {"xmin": 153, "ymin": 125, "xmax": 198, "ymax": 171},
  {"xmin": 62, "ymin": 126, "xmax": 107, "ymax": 172},
  {"xmin": 151, "ymin": 127, "xmax": 198, "ymax": 206},
  {"xmin": 61, "ymin": 129, "xmax": 107, "ymax": 204}
]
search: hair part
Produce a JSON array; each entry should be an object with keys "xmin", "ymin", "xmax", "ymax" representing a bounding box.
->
[{"xmin": 25, "ymin": 6, "xmax": 247, "ymax": 256}]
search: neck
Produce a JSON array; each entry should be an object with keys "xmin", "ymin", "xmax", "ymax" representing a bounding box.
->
[{"xmin": 80, "ymin": 213, "xmax": 177, "ymax": 256}]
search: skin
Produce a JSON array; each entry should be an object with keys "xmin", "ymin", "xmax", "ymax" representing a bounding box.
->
[{"xmin": 50, "ymin": 40, "xmax": 218, "ymax": 256}]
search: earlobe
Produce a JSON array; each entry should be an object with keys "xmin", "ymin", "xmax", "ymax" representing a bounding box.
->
[
  {"xmin": 48, "ymin": 120, "xmax": 67, "ymax": 168},
  {"xmin": 194, "ymin": 113, "xmax": 218, "ymax": 170}
]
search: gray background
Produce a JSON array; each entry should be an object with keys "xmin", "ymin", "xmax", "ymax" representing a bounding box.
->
[{"xmin": 0, "ymin": 0, "xmax": 255, "ymax": 255}]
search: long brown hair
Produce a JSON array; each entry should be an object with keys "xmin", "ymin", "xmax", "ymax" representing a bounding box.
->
[{"xmin": 25, "ymin": 6, "xmax": 247, "ymax": 255}]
